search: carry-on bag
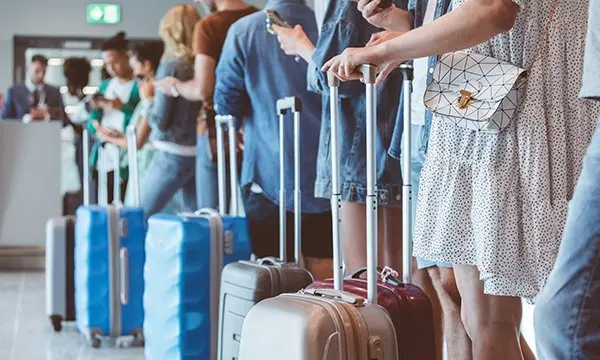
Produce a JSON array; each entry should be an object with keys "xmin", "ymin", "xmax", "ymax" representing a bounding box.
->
[
  {"xmin": 216, "ymin": 103, "xmax": 314, "ymax": 360},
  {"xmin": 238, "ymin": 65, "xmax": 399, "ymax": 360},
  {"xmin": 303, "ymin": 64, "xmax": 437, "ymax": 360},
  {"xmin": 143, "ymin": 119, "xmax": 252, "ymax": 360},
  {"xmin": 74, "ymin": 126, "xmax": 146, "ymax": 348}
]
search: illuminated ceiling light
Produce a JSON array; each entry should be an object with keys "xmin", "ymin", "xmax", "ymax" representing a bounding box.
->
[{"xmin": 47, "ymin": 58, "xmax": 64, "ymax": 66}]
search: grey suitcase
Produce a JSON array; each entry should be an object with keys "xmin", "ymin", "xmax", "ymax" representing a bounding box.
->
[
  {"xmin": 216, "ymin": 100, "xmax": 314, "ymax": 360},
  {"xmin": 238, "ymin": 65, "xmax": 399, "ymax": 360}
]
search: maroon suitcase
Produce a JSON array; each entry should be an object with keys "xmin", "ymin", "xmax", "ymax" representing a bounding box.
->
[{"xmin": 307, "ymin": 65, "xmax": 436, "ymax": 360}]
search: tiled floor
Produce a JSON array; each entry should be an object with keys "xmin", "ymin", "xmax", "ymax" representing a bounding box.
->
[{"xmin": 0, "ymin": 272, "xmax": 144, "ymax": 360}]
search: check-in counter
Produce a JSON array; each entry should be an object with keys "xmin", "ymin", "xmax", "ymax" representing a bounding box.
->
[{"xmin": 0, "ymin": 121, "xmax": 62, "ymax": 268}]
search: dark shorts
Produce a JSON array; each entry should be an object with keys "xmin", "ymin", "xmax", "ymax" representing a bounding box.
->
[{"xmin": 242, "ymin": 187, "xmax": 333, "ymax": 260}]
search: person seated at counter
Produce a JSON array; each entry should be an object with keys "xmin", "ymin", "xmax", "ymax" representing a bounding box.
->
[{"xmin": 1, "ymin": 55, "xmax": 64, "ymax": 122}]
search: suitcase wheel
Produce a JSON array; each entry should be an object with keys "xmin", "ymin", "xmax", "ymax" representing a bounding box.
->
[
  {"xmin": 50, "ymin": 315, "xmax": 63, "ymax": 332},
  {"xmin": 86, "ymin": 329, "xmax": 102, "ymax": 348},
  {"xmin": 131, "ymin": 328, "xmax": 144, "ymax": 347}
]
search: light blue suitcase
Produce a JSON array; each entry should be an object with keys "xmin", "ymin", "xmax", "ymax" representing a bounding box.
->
[{"xmin": 75, "ymin": 128, "xmax": 146, "ymax": 347}]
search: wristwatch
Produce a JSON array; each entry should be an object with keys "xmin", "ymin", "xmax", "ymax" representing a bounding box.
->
[{"xmin": 170, "ymin": 83, "xmax": 180, "ymax": 98}]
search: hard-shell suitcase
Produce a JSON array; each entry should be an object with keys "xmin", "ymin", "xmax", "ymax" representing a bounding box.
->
[
  {"xmin": 304, "ymin": 65, "xmax": 437, "ymax": 360},
  {"xmin": 143, "ymin": 116, "xmax": 252, "ymax": 360},
  {"xmin": 216, "ymin": 103, "xmax": 313, "ymax": 360},
  {"xmin": 238, "ymin": 65, "xmax": 399, "ymax": 360},
  {"xmin": 45, "ymin": 128, "xmax": 93, "ymax": 332},
  {"xmin": 75, "ymin": 126, "xmax": 146, "ymax": 347}
]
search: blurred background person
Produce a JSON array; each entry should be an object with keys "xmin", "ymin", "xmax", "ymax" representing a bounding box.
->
[
  {"xmin": 139, "ymin": 4, "xmax": 201, "ymax": 219},
  {"xmin": 87, "ymin": 31, "xmax": 139, "ymax": 204},
  {"xmin": 155, "ymin": 0, "xmax": 257, "ymax": 211},
  {"xmin": 1, "ymin": 55, "xmax": 64, "ymax": 122},
  {"xmin": 98, "ymin": 40, "xmax": 184, "ymax": 213}
]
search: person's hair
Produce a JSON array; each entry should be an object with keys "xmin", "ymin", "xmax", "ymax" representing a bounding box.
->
[
  {"xmin": 132, "ymin": 41, "xmax": 165, "ymax": 72},
  {"xmin": 159, "ymin": 4, "xmax": 200, "ymax": 63},
  {"xmin": 101, "ymin": 31, "xmax": 129, "ymax": 52},
  {"xmin": 63, "ymin": 57, "xmax": 92, "ymax": 90},
  {"xmin": 31, "ymin": 54, "xmax": 48, "ymax": 67}
]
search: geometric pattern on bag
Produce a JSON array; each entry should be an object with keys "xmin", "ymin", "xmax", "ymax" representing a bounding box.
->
[{"xmin": 424, "ymin": 52, "xmax": 527, "ymax": 133}]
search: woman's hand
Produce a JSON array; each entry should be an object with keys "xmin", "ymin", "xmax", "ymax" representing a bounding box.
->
[
  {"xmin": 322, "ymin": 47, "xmax": 377, "ymax": 82},
  {"xmin": 272, "ymin": 24, "xmax": 315, "ymax": 62},
  {"xmin": 154, "ymin": 76, "xmax": 180, "ymax": 96},
  {"xmin": 97, "ymin": 127, "xmax": 127, "ymax": 148}
]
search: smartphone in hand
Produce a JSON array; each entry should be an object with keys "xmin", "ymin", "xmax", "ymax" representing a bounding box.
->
[{"xmin": 265, "ymin": 9, "xmax": 292, "ymax": 35}]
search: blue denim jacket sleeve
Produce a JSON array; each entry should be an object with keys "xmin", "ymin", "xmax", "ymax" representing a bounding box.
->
[
  {"xmin": 214, "ymin": 25, "xmax": 250, "ymax": 129},
  {"xmin": 307, "ymin": 1, "xmax": 373, "ymax": 98},
  {"xmin": 148, "ymin": 60, "xmax": 177, "ymax": 132}
]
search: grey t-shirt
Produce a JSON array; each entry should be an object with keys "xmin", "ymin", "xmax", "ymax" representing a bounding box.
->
[{"xmin": 581, "ymin": 0, "xmax": 600, "ymax": 100}]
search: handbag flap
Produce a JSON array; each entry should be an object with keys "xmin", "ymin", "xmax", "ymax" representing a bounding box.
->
[{"xmin": 424, "ymin": 52, "xmax": 527, "ymax": 121}]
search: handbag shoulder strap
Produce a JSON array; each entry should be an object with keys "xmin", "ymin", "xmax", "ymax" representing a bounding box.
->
[{"xmin": 528, "ymin": 0, "xmax": 559, "ymax": 70}]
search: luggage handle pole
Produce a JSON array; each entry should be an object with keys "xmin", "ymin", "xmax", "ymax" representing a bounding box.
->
[
  {"xmin": 359, "ymin": 64, "xmax": 378, "ymax": 305},
  {"xmin": 99, "ymin": 143, "xmax": 108, "ymax": 206},
  {"xmin": 327, "ymin": 71, "xmax": 343, "ymax": 291},
  {"xmin": 126, "ymin": 125, "xmax": 141, "ymax": 207},
  {"xmin": 276, "ymin": 97, "xmax": 303, "ymax": 266},
  {"xmin": 113, "ymin": 143, "xmax": 121, "ymax": 205},
  {"xmin": 215, "ymin": 116, "xmax": 228, "ymax": 215},
  {"xmin": 399, "ymin": 64, "xmax": 414, "ymax": 284},
  {"xmin": 227, "ymin": 118, "xmax": 240, "ymax": 215},
  {"xmin": 82, "ymin": 129, "xmax": 91, "ymax": 206}
]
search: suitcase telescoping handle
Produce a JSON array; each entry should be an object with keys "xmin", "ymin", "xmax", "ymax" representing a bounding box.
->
[
  {"xmin": 399, "ymin": 64, "xmax": 414, "ymax": 284},
  {"xmin": 327, "ymin": 71, "xmax": 344, "ymax": 292},
  {"xmin": 327, "ymin": 65, "xmax": 379, "ymax": 304},
  {"xmin": 126, "ymin": 125, "xmax": 141, "ymax": 207},
  {"xmin": 83, "ymin": 128, "xmax": 91, "ymax": 206},
  {"xmin": 214, "ymin": 115, "xmax": 241, "ymax": 215},
  {"xmin": 276, "ymin": 97, "xmax": 303, "ymax": 267}
]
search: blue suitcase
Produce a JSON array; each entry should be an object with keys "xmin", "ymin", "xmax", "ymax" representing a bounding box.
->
[
  {"xmin": 143, "ymin": 208, "xmax": 251, "ymax": 360},
  {"xmin": 75, "ymin": 129, "xmax": 146, "ymax": 347}
]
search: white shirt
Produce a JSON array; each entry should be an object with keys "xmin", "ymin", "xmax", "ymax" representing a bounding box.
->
[
  {"xmin": 96, "ymin": 78, "xmax": 136, "ymax": 172},
  {"xmin": 411, "ymin": 0, "xmax": 437, "ymax": 125},
  {"xmin": 22, "ymin": 80, "xmax": 50, "ymax": 123}
]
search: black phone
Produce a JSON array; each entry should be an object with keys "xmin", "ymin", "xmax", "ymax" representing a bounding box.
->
[{"xmin": 265, "ymin": 9, "xmax": 292, "ymax": 35}]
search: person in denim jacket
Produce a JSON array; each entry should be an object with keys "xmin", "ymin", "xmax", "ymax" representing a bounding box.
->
[
  {"xmin": 140, "ymin": 4, "xmax": 202, "ymax": 219},
  {"xmin": 273, "ymin": 0, "xmax": 410, "ymax": 277}
]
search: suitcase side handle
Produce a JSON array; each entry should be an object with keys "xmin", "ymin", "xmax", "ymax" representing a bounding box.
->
[
  {"xmin": 257, "ymin": 257, "xmax": 282, "ymax": 267},
  {"xmin": 348, "ymin": 267, "xmax": 404, "ymax": 288},
  {"xmin": 119, "ymin": 247, "xmax": 129, "ymax": 305},
  {"xmin": 302, "ymin": 288, "xmax": 365, "ymax": 306}
]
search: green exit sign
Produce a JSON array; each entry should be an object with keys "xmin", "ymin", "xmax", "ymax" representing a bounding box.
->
[{"xmin": 86, "ymin": 4, "xmax": 121, "ymax": 25}]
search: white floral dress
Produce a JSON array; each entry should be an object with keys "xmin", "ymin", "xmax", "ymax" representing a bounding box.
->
[{"xmin": 413, "ymin": 0, "xmax": 600, "ymax": 301}]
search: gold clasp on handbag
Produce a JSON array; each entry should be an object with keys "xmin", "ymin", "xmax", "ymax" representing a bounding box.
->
[{"xmin": 457, "ymin": 89, "xmax": 474, "ymax": 109}]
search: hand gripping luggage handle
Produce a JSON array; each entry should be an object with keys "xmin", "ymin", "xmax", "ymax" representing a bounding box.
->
[
  {"xmin": 214, "ymin": 115, "xmax": 240, "ymax": 215},
  {"xmin": 329, "ymin": 65, "xmax": 378, "ymax": 304},
  {"xmin": 399, "ymin": 64, "xmax": 414, "ymax": 284},
  {"xmin": 276, "ymin": 96, "xmax": 302, "ymax": 267},
  {"xmin": 327, "ymin": 71, "xmax": 344, "ymax": 292},
  {"xmin": 119, "ymin": 247, "xmax": 129, "ymax": 305},
  {"xmin": 126, "ymin": 125, "xmax": 141, "ymax": 207}
]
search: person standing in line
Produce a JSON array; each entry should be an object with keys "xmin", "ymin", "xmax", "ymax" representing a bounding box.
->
[
  {"xmin": 214, "ymin": 0, "xmax": 334, "ymax": 280},
  {"xmin": 155, "ymin": 0, "xmax": 257, "ymax": 211},
  {"xmin": 87, "ymin": 32, "xmax": 140, "ymax": 204},
  {"xmin": 323, "ymin": 0, "xmax": 600, "ymax": 358},
  {"xmin": 138, "ymin": 4, "xmax": 202, "ymax": 219},
  {"xmin": 534, "ymin": 0, "xmax": 600, "ymax": 358}
]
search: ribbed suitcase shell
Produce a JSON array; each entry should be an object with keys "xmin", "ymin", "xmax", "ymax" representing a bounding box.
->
[
  {"xmin": 143, "ymin": 213, "xmax": 252, "ymax": 360},
  {"xmin": 75, "ymin": 205, "xmax": 146, "ymax": 343},
  {"xmin": 218, "ymin": 260, "xmax": 313, "ymax": 360},
  {"xmin": 307, "ymin": 275, "xmax": 437, "ymax": 360},
  {"xmin": 238, "ymin": 290, "xmax": 399, "ymax": 360}
]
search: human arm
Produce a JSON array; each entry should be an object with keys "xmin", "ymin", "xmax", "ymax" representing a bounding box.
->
[
  {"xmin": 147, "ymin": 61, "xmax": 177, "ymax": 132},
  {"xmin": 324, "ymin": 0, "xmax": 519, "ymax": 84},
  {"xmin": 213, "ymin": 25, "xmax": 249, "ymax": 128},
  {"xmin": 0, "ymin": 88, "xmax": 16, "ymax": 119},
  {"xmin": 355, "ymin": 0, "xmax": 413, "ymax": 32}
]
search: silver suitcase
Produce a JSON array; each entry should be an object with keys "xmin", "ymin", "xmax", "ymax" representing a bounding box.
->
[
  {"xmin": 216, "ymin": 100, "xmax": 313, "ymax": 360},
  {"xmin": 238, "ymin": 65, "xmax": 399, "ymax": 360}
]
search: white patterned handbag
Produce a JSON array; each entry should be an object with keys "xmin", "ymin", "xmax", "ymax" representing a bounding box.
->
[{"xmin": 423, "ymin": 52, "xmax": 527, "ymax": 133}]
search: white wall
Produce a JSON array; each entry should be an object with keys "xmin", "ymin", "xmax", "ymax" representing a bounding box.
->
[{"xmin": 0, "ymin": 0, "xmax": 272, "ymax": 90}]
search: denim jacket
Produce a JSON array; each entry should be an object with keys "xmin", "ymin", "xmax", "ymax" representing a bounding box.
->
[
  {"xmin": 388, "ymin": 0, "xmax": 452, "ymax": 159},
  {"xmin": 214, "ymin": 0, "xmax": 330, "ymax": 213},
  {"xmin": 148, "ymin": 57, "xmax": 201, "ymax": 147}
]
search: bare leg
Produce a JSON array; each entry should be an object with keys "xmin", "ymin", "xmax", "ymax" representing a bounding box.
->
[{"xmin": 454, "ymin": 265, "xmax": 523, "ymax": 360}]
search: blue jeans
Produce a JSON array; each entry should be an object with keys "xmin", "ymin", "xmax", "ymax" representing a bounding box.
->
[
  {"xmin": 140, "ymin": 150, "xmax": 197, "ymax": 220},
  {"xmin": 534, "ymin": 120, "xmax": 600, "ymax": 359},
  {"xmin": 195, "ymin": 133, "xmax": 232, "ymax": 211},
  {"xmin": 401, "ymin": 124, "xmax": 452, "ymax": 269}
]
